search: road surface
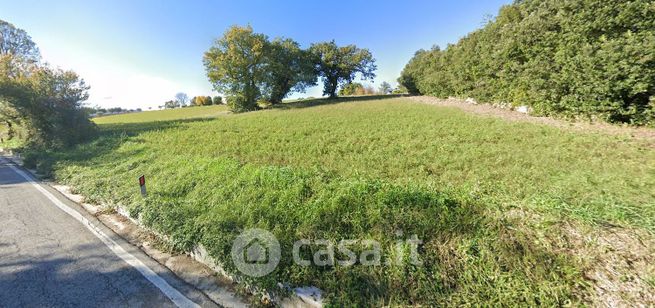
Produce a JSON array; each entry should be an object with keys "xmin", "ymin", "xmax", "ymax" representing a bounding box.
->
[{"xmin": 0, "ymin": 157, "xmax": 218, "ymax": 307}]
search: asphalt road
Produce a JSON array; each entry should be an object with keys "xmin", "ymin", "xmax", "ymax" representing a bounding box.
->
[{"xmin": 0, "ymin": 157, "xmax": 218, "ymax": 307}]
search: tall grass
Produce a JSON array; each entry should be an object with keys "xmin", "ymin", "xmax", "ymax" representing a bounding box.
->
[{"xmin": 40, "ymin": 97, "xmax": 654, "ymax": 305}]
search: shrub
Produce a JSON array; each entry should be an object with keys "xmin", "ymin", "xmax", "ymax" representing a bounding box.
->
[
  {"xmin": 399, "ymin": 0, "xmax": 655, "ymax": 125},
  {"xmin": 227, "ymin": 94, "xmax": 259, "ymax": 113}
]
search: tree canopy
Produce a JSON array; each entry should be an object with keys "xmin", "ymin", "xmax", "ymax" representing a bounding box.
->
[
  {"xmin": 310, "ymin": 40, "xmax": 377, "ymax": 98},
  {"xmin": 399, "ymin": 0, "xmax": 655, "ymax": 125},
  {"xmin": 0, "ymin": 54, "xmax": 94, "ymax": 147},
  {"xmin": 191, "ymin": 95, "xmax": 213, "ymax": 106},
  {"xmin": 204, "ymin": 26, "xmax": 377, "ymax": 111},
  {"xmin": 204, "ymin": 25, "xmax": 269, "ymax": 112},
  {"xmin": 0, "ymin": 20, "xmax": 40, "ymax": 65},
  {"xmin": 378, "ymin": 81, "xmax": 392, "ymax": 94},
  {"xmin": 265, "ymin": 38, "xmax": 317, "ymax": 104},
  {"xmin": 1, "ymin": 19, "xmax": 94, "ymax": 148}
]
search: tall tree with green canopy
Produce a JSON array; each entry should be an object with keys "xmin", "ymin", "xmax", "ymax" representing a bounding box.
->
[
  {"xmin": 203, "ymin": 25, "xmax": 269, "ymax": 112},
  {"xmin": 310, "ymin": 40, "xmax": 376, "ymax": 98},
  {"xmin": 265, "ymin": 38, "xmax": 317, "ymax": 104},
  {"xmin": 0, "ymin": 19, "xmax": 40, "ymax": 66},
  {"xmin": 0, "ymin": 19, "xmax": 41, "ymax": 139},
  {"xmin": 1, "ymin": 56, "xmax": 94, "ymax": 147}
]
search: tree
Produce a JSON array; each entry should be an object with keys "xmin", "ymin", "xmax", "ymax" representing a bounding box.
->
[
  {"xmin": 378, "ymin": 81, "xmax": 392, "ymax": 94},
  {"xmin": 1, "ymin": 19, "xmax": 40, "ymax": 139},
  {"xmin": 392, "ymin": 84, "xmax": 409, "ymax": 94},
  {"xmin": 0, "ymin": 57, "xmax": 95, "ymax": 147},
  {"xmin": 175, "ymin": 92, "xmax": 188, "ymax": 107},
  {"xmin": 309, "ymin": 40, "xmax": 376, "ymax": 98},
  {"xmin": 212, "ymin": 96, "xmax": 223, "ymax": 105},
  {"xmin": 0, "ymin": 19, "xmax": 40, "ymax": 66},
  {"xmin": 399, "ymin": 0, "xmax": 655, "ymax": 125},
  {"xmin": 338, "ymin": 82, "xmax": 364, "ymax": 96},
  {"xmin": 191, "ymin": 96, "xmax": 212, "ymax": 106},
  {"xmin": 265, "ymin": 38, "xmax": 317, "ymax": 104},
  {"xmin": 164, "ymin": 100, "xmax": 178, "ymax": 109},
  {"xmin": 204, "ymin": 25, "xmax": 269, "ymax": 112},
  {"xmin": 0, "ymin": 20, "xmax": 94, "ymax": 148}
]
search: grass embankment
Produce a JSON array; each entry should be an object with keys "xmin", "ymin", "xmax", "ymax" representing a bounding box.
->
[{"xmin": 32, "ymin": 97, "xmax": 655, "ymax": 305}]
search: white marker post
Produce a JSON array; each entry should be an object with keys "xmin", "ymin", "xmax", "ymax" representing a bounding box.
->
[{"xmin": 139, "ymin": 175, "xmax": 147, "ymax": 197}]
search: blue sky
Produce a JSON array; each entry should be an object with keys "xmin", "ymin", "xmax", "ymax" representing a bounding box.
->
[{"xmin": 0, "ymin": 0, "xmax": 511, "ymax": 109}]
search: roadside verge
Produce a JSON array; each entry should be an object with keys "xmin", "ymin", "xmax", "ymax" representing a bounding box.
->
[{"xmin": 0, "ymin": 151, "xmax": 257, "ymax": 307}]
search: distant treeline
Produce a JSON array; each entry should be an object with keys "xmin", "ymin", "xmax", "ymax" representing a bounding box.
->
[
  {"xmin": 88, "ymin": 106, "xmax": 142, "ymax": 118},
  {"xmin": 399, "ymin": 0, "xmax": 655, "ymax": 125}
]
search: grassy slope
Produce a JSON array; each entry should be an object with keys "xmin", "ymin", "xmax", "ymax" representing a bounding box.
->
[
  {"xmin": 43, "ymin": 98, "xmax": 654, "ymax": 305},
  {"xmin": 93, "ymin": 105, "xmax": 228, "ymax": 124}
]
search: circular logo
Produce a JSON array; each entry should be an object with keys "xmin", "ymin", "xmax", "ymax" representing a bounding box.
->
[{"xmin": 231, "ymin": 228, "xmax": 281, "ymax": 277}]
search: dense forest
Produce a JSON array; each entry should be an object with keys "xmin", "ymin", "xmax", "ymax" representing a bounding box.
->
[{"xmin": 399, "ymin": 0, "xmax": 655, "ymax": 125}]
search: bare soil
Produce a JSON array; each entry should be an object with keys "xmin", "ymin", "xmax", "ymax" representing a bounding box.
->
[
  {"xmin": 505, "ymin": 207, "xmax": 655, "ymax": 307},
  {"xmin": 408, "ymin": 96, "xmax": 655, "ymax": 146}
]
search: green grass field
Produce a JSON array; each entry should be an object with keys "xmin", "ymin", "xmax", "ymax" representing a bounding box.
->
[
  {"xmin": 32, "ymin": 97, "xmax": 655, "ymax": 305},
  {"xmin": 92, "ymin": 104, "xmax": 228, "ymax": 124}
]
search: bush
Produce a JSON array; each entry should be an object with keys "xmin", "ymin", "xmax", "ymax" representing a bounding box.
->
[
  {"xmin": 399, "ymin": 0, "xmax": 655, "ymax": 125},
  {"xmin": 227, "ymin": 94, "xmax": 259, "ymax": 113}
]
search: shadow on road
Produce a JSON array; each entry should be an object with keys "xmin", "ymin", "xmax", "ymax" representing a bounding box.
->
[{"xmin": 0, "ymin": 242, "xmax": 174, "ymax": 306}]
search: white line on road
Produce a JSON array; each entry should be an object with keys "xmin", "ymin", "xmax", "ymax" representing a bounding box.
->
[{"xmin": 6, "ymin": 161, "xmax": 200, "ymax": 308}]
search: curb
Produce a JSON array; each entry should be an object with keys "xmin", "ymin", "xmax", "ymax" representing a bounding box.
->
[{"xmin": 0, "ymin": 151, "xmax": 322, "ymax": 307}]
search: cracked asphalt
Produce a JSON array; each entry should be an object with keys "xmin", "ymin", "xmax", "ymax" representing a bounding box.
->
[{"xmin": 0, "ymin": 158, "xmax": 218, "ymax": 307}]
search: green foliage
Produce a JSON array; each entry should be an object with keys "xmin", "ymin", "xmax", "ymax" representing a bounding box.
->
[
  {"xmin": 0, "ymin": 20, "xmax": 95, "ymax": 147},
  {"xmin": 41, "ymin": 98, "xmax": 654, "ymax": 305},
  {"xmin": 163, "ymin": 100, "xmax": 178, "ymax": 109},
  {"xmin": 0, "ymin": 19, "xmax": 40, "ymax": 65},
  {"xmin": 204, "ymin": 26, "xmax": 378, "ymax": 110},
  {"xmin": 191, "ymin": 96, "xmax": 213, "ymax": 106},
  {"xmin": 309, "ymin": 40, "xmax": 377, "ymax": 98},
  {"xmin": 204, "ymin": 25, "xmax": 269, "ymax": 112},
  {"xmin": 204, "ymin": 26, "xmax": 320, "ymax": 111},
  {"xmin": 378, "ymin": 81, "xmax": 392, "ymax": 94},
  {"xmin": 399, "ymin": 0, "xmax": 655, "ymax": 125},
  {"xmin": 338, "ymin": 82, "xmax": 377, "ymax": 96},
  {"xmin": 392, "ymin": 84, "xmax": 409, "ymax": 94},
  {"xmin": 212, "ymin": 96, "xmax": 223, "ymax": 105},
  {"xmin": 265, "ymin": 38, "xmax": 317, "ymax": 104},
  {"xmin": 0, "ymin": 53, "xmax": 95, "ymax": 148},
  {"xmin": 226, "ymin": 94, "xmax": 258, "ymax": 113},
  {"xmin": 338, "ymin": 82, "xmax": 364, "ymax": 96}
]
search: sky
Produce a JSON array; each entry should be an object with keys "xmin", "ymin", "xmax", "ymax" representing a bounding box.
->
[{"xmin": 0, "ymin": 0, "xmax": 511, "ymax": 110}]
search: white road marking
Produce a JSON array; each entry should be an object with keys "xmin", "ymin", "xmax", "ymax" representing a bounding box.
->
[{"xmin": 6, "ymin": 161, "xmax": 199, "ymax": 308}]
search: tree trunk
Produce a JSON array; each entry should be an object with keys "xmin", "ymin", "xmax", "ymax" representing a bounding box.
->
[
  {"xmin": 328, "ymin": 78, "xmax": 338, "ymax": 98},
  {"xmin": 6, "ymin": 120, "xmax": 14, "ymax": 139}
]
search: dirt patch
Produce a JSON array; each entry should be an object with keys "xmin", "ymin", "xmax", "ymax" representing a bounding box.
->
[
  {"xmin": 408, "ymin": 96, "xmax": 655, "ymax": 145},
  {"xmin": 505, "ymin": 209, "xmax": 655, "ymax": 306},
  {"xmin": 566, "ymin": 223, "xmax": 655, "ymax": 307}
]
